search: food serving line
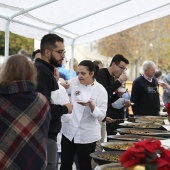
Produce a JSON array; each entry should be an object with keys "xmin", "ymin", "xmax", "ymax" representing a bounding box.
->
[{"xmin": 92, "ymin": 115, "xmax": 170, "ymax": 170}]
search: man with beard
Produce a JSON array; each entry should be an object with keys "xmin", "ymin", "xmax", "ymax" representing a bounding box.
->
[
  {"xmin": 34, "ymin": 34, "xmax": 73, "ymax": 170},
  {"xmin": 96, "ymin": 54, "xmax": 129, "ymax": 138}
]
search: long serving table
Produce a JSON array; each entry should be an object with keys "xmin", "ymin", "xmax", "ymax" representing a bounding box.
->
[{"xmin": 95, "ymin": 117, "xmax": 170, "ymax": 170}]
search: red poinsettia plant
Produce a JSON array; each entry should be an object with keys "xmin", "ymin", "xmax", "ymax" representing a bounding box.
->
[
  {"xmin": 120, "ymin": 138, "xmax": 170, "ymax": 170},
  {"xmin": 166, "ymin": 102, "xmax": 170, "ymax": 115}
]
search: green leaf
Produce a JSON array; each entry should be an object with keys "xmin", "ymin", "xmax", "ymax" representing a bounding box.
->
[
  {"xmin": 145, "ymin": 151, "xmax": 157, "ymax": 162},
  {"xmin": 146, "ymin": 163, "xmax": 158, "ymax": 170}
]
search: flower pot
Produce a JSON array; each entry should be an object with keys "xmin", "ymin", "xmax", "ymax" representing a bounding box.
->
[{"xmin": 126, "ymin": 165, "xmax": 145, "ymax": 170}]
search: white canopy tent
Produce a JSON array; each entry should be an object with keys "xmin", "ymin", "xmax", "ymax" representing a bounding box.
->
[{"xmin": 0, "ymin": 0, "xmax": 170, "ymax": 69}]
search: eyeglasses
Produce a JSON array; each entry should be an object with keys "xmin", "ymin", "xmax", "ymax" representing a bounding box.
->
[
  {"xmin": 51, "ymin": 49, "xmax": 66, "ymax": 55},
  {"xmin": 116, "ymin": 64, "xmax": 127, "ymax": 71}
]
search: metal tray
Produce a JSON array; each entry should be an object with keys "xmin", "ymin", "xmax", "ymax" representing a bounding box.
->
[
  {"xmin": 135, "ymin": 116, "xmax": 165, "ymax": 123},
  {"xmin": 116, "ymin": 128, "xmax": 170, "ymax": 137},
  {"xmin": 135, "ymin": 116, "xmax": 165, "ymax": 119},
  {"xmin": 96, "ymin": 163, "xmax": 124, "ymax": 170},
  {"xmin": 101, "ymin": 140, "xmax": 134, "ymax": 151},
  {"xmin": 107, "ymin": 134, "xmax": 166, "ymax": 142},
  {"xmin": 90, "ymin": 151, "xmax": 124, "ymax": 165},
  {"xmin": 119, "ymin": 122, "xmax": 165, "ymax": 130}
]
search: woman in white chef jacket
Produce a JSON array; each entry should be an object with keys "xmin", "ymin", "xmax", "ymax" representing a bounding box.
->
[{"xmin": 60, "ymin": 60, "xmax": 108, "ymax": 170}]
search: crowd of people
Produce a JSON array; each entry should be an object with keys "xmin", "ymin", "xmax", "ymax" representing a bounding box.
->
[{"xmin": 0, "ymin": 33, "xmax": 169, "ymax": 170}]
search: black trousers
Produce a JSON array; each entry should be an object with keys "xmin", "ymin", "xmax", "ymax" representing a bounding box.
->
[
  {"xmin": 60, "ymin": 135, "xmax": 96, "ymax": 170},
  {"xmin": 106, "ymin": 107, "xmax": 124, "ymax": 141}
]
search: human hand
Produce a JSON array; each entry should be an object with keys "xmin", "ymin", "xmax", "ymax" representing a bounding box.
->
[
  {"xmin": 124, "ymin": 99, "xmax": 132, "ymax": 107},
  {"xmin": 158, "ymin": 81, "xmax": 170, "ymax": 90},
  {"xmin": 117, "ymin": 92, "xmax": 125, "ymax": 97},
  {"xmin": 64, "ymin": 103, "xmax": 73, "ymax": 113},
  {"xmin": 119, "ymin": 72, "xmax": 127, "ymax": 82},
  {"xmin": 106, "ymin": 117, "xmax": 114, "ymax": 123},
  {"xmin": 60, "ymin": 81, "xmax": 70, "ymax": 89},
  {"xmin": 77, "ymin": 99, "xmax": 95, "ymax": 112}
]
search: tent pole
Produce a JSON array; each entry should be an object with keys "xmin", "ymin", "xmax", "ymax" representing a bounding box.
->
[
  {"xmin": 4, "ymin": 21, "xmax": 10, "ymax": 60},
  {"xmin": 70, "ymin": 39, "xmax": 75, "ymax": 79},
  {"xmin": 4, "ymin": 0, "xmax": 57, "ymax": 60}
]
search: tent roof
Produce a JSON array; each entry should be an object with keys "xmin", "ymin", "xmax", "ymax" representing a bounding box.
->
[{"xmin": 0, "ymin": 0, "xmax": 170, "ymax": 46}]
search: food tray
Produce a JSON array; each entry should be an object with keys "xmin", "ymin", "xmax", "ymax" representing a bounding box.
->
[
  {"xmin": 90, "ymin": 151, "xmax": 124, "ymax": 165},
  {"xmin": 116, "ymin": 128, "xmax": 170, "ymax": 137},
  {"xmin": 107, "ymin": 134, "xmax": 166, "ymax": 142},
  {"xmin": 101, "ymin": 141, "xmax": 134, "ymax": 151}
]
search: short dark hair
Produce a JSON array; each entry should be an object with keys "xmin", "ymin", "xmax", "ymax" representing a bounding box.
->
[
  {"xmin": 40, "ymin": 34, "xmax": 64, "ymax": 54},
  {"xmin": 110, "ymin": 54, "xmax": 129, "ymax": 66},
  {"xmin": 155, "ymin": 70, "xmax": 162, "ymax": 78},
  {"xmin": 78, "ymin": 60, "xmax": 99, "ymax": 79},
  {"xmin": 18, "ymin": 49, "xmax": 27, "ymax": 56},
  {"xmin": 93, "ymin": 60, "xmax": 103, "ymax": 66},
  {"xmin": 32, "ymin": 49, "xmax": 41, "ymax": 60}
]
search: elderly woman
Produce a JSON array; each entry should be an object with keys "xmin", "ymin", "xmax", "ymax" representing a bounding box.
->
[
  {"xmin": 60, "ymin": 60, "xmax": 108, "ymax": 170},
  {"xmin": 0, "ymin": 55, "xmax": 50, "ymax": 170}
]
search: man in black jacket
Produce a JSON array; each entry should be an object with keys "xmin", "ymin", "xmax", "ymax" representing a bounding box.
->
[
  {"xmin": 35, "ymin": 34, "xmax": 73, "ymax": 170},
  {"xmin": 96, "ymin": 54, "xmax": 129, "ymax": 137}
]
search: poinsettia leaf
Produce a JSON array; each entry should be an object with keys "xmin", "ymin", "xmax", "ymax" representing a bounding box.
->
[
  {"xmin": 120, "ymin": 138, "xmax": 170, "ymax": 170},
  {"xmin": 122, "ymin": 159, "xmax": 139, "ymax": 168},
  {"xmin": 134, "ymin": 153, "xmax": 146, "ymax": 159},
  {"xmin": 161, "ymin": 148, "xmax": 170, "ymax": 162},
  {"xmin": 145, "ymin": 151, "xmax": 157, "ymax": 162},
  {"xmin": 120, "ymin": 147, "xmax": 145, "ymax": 163},
  {"xmin": 166, "ymin": 102, "xmax": 170, "ymax": 115},
  {"xmin": 146, "ymin": 163, "xmax": 158, "ymax": 170},
  {"xmin": 157, "ymin": 158, "xmax": 170, "ymax": 169}
]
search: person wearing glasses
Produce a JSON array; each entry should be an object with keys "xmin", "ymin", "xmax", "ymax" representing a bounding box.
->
[
  {"xmin": 131, "ymin": 60, "xmax": 160, "ymax": 116},
  {"xmin": 34, "ymin": 33, "xmax": 73, "ymax": 170},
  {"xmin": 96, "ymin": 54, "xmax": 129, "ymax": 138}
]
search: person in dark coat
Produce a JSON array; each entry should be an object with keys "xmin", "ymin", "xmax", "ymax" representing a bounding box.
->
[
  {"xmin": 131, "ymin": 60, "xmax": 160, "ymax": 116},
  {"xmin": 96, "ymin": 54, "xmax": 129, "ymax": 136},
  {"xmin": 0, "ymin": 55, "xmax": 51, "ymax": 170},
  {"xmin": 34, "ymin": 34, "xmax": 73, "ymax": 170}
]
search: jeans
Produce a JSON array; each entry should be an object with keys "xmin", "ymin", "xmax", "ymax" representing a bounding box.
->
[{"xmin": 46, "ymin": 138, "xmax": 57, "ymax": 170}]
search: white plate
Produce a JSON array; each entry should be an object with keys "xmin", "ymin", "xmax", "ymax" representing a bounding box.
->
[
  {"xmin": 117, "ymin": 87, "xmax": 126, "ymax": 93},
  {"xmin": 160, "ymin": 112, "xmax": 167, "ymax": 116},
  {"xmin": 76, "ymin": 100, "xmax": 89, "ymax": 104}
]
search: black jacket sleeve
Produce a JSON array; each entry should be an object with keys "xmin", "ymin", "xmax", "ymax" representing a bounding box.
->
[
  {"xmin": 35, "ymin": 64, "xmax": 68, "ymax": 119},
  {"xmin": 96, "ymin": 69, "xmax": 121, "ymax": 97},
  {"xmin": 50, "ymin": 104, "xmax": 68, "ymax": 119}
]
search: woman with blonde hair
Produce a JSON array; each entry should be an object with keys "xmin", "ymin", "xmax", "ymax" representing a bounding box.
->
[{"xmin": 0, "ymin": 55, "xmax": 51, "ymax": 170}]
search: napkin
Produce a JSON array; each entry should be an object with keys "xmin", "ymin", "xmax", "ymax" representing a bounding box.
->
[
  {"xmin": 164, "ymin": 119, "xmax": 170, "ymax": 125},
  {"xmin": 162, "ymin": 125, "xmax": 170, "ymax": 131},
  {"xmin": 160, "ymin": 139, "xmax": 170, "ymax": 149}
]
